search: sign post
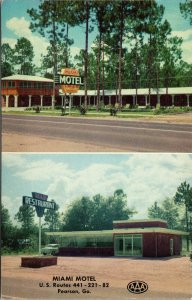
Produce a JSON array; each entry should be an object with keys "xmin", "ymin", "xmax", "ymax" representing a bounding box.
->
[
  {"xmin": 39, "ymin": 217, "xmax": 41, "ymax": 254},
  {"xmin": 23, "ymin": 192, "xmax": 56, "ymax": 255}
]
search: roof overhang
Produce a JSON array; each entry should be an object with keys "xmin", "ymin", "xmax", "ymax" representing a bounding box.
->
[{"xmin": 46, "ymin": 227, "xmax": 188, "ymax": 237}]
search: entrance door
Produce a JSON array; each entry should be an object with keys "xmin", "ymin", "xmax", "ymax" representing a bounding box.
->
[
  {"xmin": 114, "ymin": 234, "xmax": 142, "ymax": 256},
  {"xmin": 124, "ymin": 237, "xmax": 132, "ymax": 256}
]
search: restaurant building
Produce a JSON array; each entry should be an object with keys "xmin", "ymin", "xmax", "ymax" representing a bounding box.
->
[{"xmin": 46, "ymin": 219, "xmax": 188, "ymax": 258}]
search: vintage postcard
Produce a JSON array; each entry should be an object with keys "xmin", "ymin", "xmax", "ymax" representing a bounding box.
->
[{"xmin": 1, "ymin": 0, "xmax": 192, "ymax": 299}]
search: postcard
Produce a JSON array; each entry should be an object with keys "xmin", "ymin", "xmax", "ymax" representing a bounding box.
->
[{"xmin": 1, "ymin": 0, "xmax": 192, "ymax": 299}]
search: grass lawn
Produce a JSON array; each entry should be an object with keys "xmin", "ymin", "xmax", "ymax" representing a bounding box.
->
[{"xmin": 2, "ymin": 109, "xmax": 157, "ymax": 119}]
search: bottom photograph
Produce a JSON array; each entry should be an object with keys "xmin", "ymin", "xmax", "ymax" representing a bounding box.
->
[{"xmin": 1, "ymin": 153, "xmax": 192, "ymax": 299}]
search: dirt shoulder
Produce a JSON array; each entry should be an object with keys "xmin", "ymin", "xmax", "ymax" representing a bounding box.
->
[
  {"xmin": 2, "ymin": 132, "xmax": 125, "ymax": 152},
  {"xmin": 143, "ymin": 112, "xmax": 192, "ymax": 124},
  {"xmin": 1, "ymin": 255, "xmax": 192, "ymax": 299}
]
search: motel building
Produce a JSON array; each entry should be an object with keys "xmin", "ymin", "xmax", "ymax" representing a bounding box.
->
[
  {"xmin": 46, "ymin": 219, "xmax": 188, "ymax": 258},
  {"xmin": 1, "ymin": 74, "xmax": 192, "ymax": 110}
]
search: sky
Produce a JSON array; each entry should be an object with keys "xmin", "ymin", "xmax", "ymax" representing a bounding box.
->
[
  {"xmin": 2, "ymin": 153, "xmax": 192, "ymax": 225},
  {"xmin": 1, "ymin": 0, "xmax": 192, "ymax": 68}
]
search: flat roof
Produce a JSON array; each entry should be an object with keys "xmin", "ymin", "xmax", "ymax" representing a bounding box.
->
[
  {"xmin": 2, "ymin": 75, "xmax": 53, "ymax": 82},
  {"xmin": 113, "ymin": 219, "xmax": 167, "ymax": 224},
  {"xmin": 60, "ymin": 87, "xmax": 192, "ymax": 96},
  {"xmin": 46, "ymin": 227, "xmax": 188, "ymax": 237}
]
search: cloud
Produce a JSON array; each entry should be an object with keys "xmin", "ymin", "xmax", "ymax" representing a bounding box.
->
[
  {"xmin": 172, "ymin": 29, "xmax": 192, "ymax": 41},
  {"xmin": 2, "ymin": 153, "xmax": 27, "ymax": 168},
  {"xmin": 6, "ymin": 17, "xmax": 31, "ymax": 37},
  {"xmin": 4, "ymin": 16, "xmax": 82, "ymax": 69},
  {"xmin": 15, "ymin": 159, "xmax": 70, "ymax": 181},
  {"xmin": 5, "ymin": 17, "xmax": 49, "ymax": 67},
  {"xmin": 172, "ymin": 29, "xmax": 192, "ymax": 63},
  {"xmin": 2, "ymin": 37, "xmax": 17, "ymax": 49}
]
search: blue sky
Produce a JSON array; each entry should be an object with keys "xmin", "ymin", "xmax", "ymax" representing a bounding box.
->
[
  {"xmin": 2, "ymin": 153, "xmax": 192, "ymax": 224},
  {"xmin": 2, "ymin": 0, "xmax": 192, "ymax": 67}
]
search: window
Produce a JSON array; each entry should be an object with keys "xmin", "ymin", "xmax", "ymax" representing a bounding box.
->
[
  {"xmin": 8, "ymin": 81, "xmax": 15, "ymax": 88},
  {"xmin": 2, "ymin": 81, "xmax": 6, "ymax": 88},
  {"xmin": 59, "ymin": 235, "xmax": 113, "ymax": 248},
  {"xmin": 19, "ymin": 81, "xmax": 33, "ymax": 88}
]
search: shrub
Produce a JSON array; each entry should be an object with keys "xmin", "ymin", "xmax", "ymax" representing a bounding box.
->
[
  {"xmin": 35, "ymin": 106, "xmax": 40, "ymax": 113},
  {"xmin": 78, "ymin": 105, "xmax": 87, "ymax": 115},
  {"xmin": 110, "ymin": 107, "xmax": 118, "ymax": 116},
  {"xmin": 98, "ymin": 100, "xmax": 105, "ymax": 111}
]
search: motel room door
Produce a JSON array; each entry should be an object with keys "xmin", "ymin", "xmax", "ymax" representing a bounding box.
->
[{"xmin": 114, "ymin": 234, "xmax": 142, "ymax": 257}]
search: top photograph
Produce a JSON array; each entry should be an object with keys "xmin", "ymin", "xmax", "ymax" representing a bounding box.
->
[{"xmin": 1, "ymin": 0, "xmax": 192, "ymax": 152}]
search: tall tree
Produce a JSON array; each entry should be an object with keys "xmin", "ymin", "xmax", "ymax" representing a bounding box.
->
[
  {"xmin": 62, "ymin": 190, "xmax": 136, "ymax": 231},
  {"xmin": 40, "ymin": 39, "xmax": 74, "ymax": 77},
  {"xmin": 141, "ymin": 2, "xmax": 171, "ymax": 104},
  {"xmin": 44, "ymin": 201, "xmax": 61, "ymax": 231},
  {"xmin": 180, "ymin": 0, "xmax": 192, "ymax": 25},
  {"xmin": 148, "ymin": 198, "xmax": 180, "ymax": 229},
  {"xmin": 1, "ymin": 204, "xmax": 14, "ymax": 245},
  {"xmin": 15, "ymin": 205, "xmax": 36, "ymax": 240},
  {"xmin": 63, "ymin": 196, "xmax": 94, "ymax": 231},
  {"xmin": 174, "ymin": 181, "xmax": 192, "ymax": 250},
  {"xmin": 160, "ymin": 36, "xmax": 182, "ymax": 93},
  {"xmin": 1, "ymin": 43, "xmax": 14, "ymax": 77},
  {"xmin": 69, "ymin": 0, "xmax": 94, "ymax": 110},
  {"xmin": 13, "ymin": 38, "xmax": 34, "ymax": 75},
  {"xmin": 27, "ymin": 0, "xmax": 71, "ymax": 107},
  {"xmin": 92, "ymin": 0, "xmax": 113, "ymax": 110}
]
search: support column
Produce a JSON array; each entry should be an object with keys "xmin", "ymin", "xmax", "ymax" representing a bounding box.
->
[
  {"xmin": 171, "ymin": 94, "xmax": 175, "ymax": 106},
  {"xmin": 14, "ymin": 95, "xmax": 18, "ymax": 108},
  {"xmin": 40, "ymin": 95, "xmax": 43, "ymax": 107},
  {"xmin": 5, "ymin": 95, "xmax": 9, "ymax": 108},
  {"xmin": 157, "ymin": 95, "xmax": 160, "ymax": 106},
  {"xmin": 88, "ymin": 96, "xmax": 90, "ymax": 106},
  {"xmin": 51, "ymin": 96, "xmax": 54, "ymax": 109},
  {"xmin": 187, "ymin": 94, "xmax": 189, "ymax": 107},
  {"xmin": 133, "ymin": 95, "xmax": 135, "ymax": 106},
  {"xmin": 29, "ymin": 95, "xmax": 32, "ymax": 107},
  {"xmin": 109, "ymin": 96, "xmax": 111, "ymax": 106},
  {"xmin": 61, "ymin": 96, "xmax": 64, "ymax": 107},
  {"xmin": 145, "ymin": 95, "xmax": 148, "ymax": 106}
]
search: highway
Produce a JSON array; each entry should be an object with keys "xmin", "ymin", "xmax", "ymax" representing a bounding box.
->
[{"xmin": 2, "ymin": 114, "xmax": 192, "ymax": 152}]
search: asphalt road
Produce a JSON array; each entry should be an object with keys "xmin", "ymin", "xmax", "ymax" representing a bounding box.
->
[{"xmin": 2, "ymin": 114, "xmax": 192, "ymax": 152}]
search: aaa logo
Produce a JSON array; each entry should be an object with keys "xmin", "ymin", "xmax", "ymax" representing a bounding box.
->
[{"xmin": 127, "ymin": 280, "xmax": 148, "ymax": 294}]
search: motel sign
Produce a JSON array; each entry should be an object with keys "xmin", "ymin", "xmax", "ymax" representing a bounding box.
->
[{"xmin": 55, "ymin": 68, "xmax": 84, "ymax": 94}]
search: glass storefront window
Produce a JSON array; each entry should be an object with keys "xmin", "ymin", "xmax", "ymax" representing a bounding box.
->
[
  {"xmin": 56, "ymin": 234, "xmax": 113, "ymax": 248},
  {"xmin": 114, "ymin": 234, "xmax": 142, "ymax": 256}
]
